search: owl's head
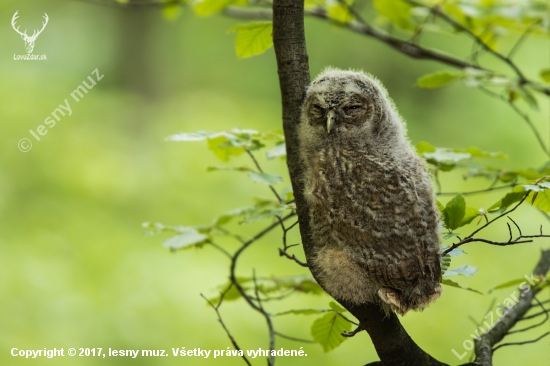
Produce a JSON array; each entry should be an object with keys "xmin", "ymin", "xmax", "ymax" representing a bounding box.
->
[{"xmin": 300, "ymin": 68, "xmax": 407, "ymax": 152}]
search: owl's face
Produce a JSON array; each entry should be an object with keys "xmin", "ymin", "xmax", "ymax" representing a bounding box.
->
[{"xmin": 303, "ymin": 70, "xmax": 386, "ymax": 137}]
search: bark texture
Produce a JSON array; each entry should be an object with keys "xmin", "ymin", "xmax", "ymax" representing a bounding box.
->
[{"xmin": 272, "ymin": 1, "xmax": 446, "ymax": 364}]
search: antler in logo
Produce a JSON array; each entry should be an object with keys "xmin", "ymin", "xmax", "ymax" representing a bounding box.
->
[{"xmin": 11, "ymin": 11, "xmax": 49, "ymax": 54}]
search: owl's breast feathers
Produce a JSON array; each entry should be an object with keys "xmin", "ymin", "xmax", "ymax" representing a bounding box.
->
[{"xmin": 303, "ymin": 146, "xmax": 442, "ymax": 314}]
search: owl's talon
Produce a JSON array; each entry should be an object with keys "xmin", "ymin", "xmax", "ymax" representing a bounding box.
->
[{"xmin": 342, "ymin": 324, "xmax": 364, "ymax": 338}]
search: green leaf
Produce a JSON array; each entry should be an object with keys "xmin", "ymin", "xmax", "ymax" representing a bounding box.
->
[
  {"xmin": 207, "ymin": 280, "xmax": 248, "ymax": 305},
  {"xmin": 274, "ymin": 309, "xmax": 332, "ymax": 316},
  {"xmin": 373, "ymin": 0, "xmax": 413, "ymax": 29},
  {"xmin": 248, "ymin": 172, "xmax": 283, "ymax": 185},
  {"xmin": 282, "ymin": 276, "xmax": 323, "ymax": 295},
  {"xmin": 207, "ymin": 135, "xmax": 246, "ymax": 161},
  {"xmin": 305, "ymin": 0, "xmax": 326, "ymax": 6},
  {"xmin": 444, "ymin": 194, "xmax": 466, "ymax": 230},
  {"xmin": 441, "ymin": 245, "xmax": 465, "ymax": 257},
  {"xmin": 454, "ymin": 147, "xmax": 508, "ymax": 159},
  {"xmin": 488, "ymin": 186, "xmax": 527, "ymax": 213},
  {"xmin": 241, "ymin": 207, "xmax": 286, "ymax": 223},
  {"xmin": 327, "ymin": 2, "xmax": 353, "ymax": 23},
  {"xmin": 143, "ymin": 222, "xmax": 188, "ymax": 235},
  {"xmin": 517, "ymin": 169, "xmax": 543, "ymax": 180},
  {"xmin": 443, "ymin": 232, "xmax": 460, "ymax": 240},
  {"xmin": 328, "ymin": 301, "xmax": 346, "ymax": 312},
  {"xmin": 461, "ymin": 206, "xmax": 481, "ymax": 226},
  {"xmin": 311, "ymin": 313, "xmax": 351, "ymax": 352},
  {"xmin": 444, "ymin": 265, "xmax": 478, "ymax": 277},
  {"xmin": 441, "ymin": 279, "xmax": 482, "ymax": 295},
  {"xmin": 214, "ymin": 206, "xmax": 256, "ymax": 226},
  {"xmin": 266, "ymin": 142, "xmax": 286, "ymax": 159},
  {"xmin": 167, "ymin": 129, "xmax": 276, "ymax": 160},
  {"xmin": 166, "ymin": 131, "xmax": 221, "ymax": 141},
  {"xmin": 416, "ymin": 141, "xmax": 436, "ymax": 154},
  {"xmin": 532, "ymin": 188, "xmax": 550, "ymax": 212},
  {"xmin": 193, "ymin": 0, "xmax": 245, "ymax": 16},
  {"xmin": 281, "ymin": 186, "xmax": 294, "ymax": 202},
  {"xmin": 417, "ymin": 71, "xmax": 463, "ymax": 89},
  {"xmin": 423, "ymin": 149, "xmax": 471, "ymax": 171},
  {"xmin": 435, "ymin": 200, "xmax": 445, "ymax": 214},
  {"xmin": 209, "ymin": 276, "xmax": 322, "ymax": 305},
  {"xmin": 441, "ymin": 255, "xmax": 451, "ymax": 275},
  {"xmin": 489, "ymin": 278, "xmax": 526, "ymax": 293},
  {"xmin": 162, "ymin": 4, "xmax": 181, "ymax": 20},
  {"xmin": 540, "ymin": 68, "xmax": 550, "ymax": 83},
  {"xmin": 255, "ymin": 275, "xmax": 323, "ymax": 295},
  {"xmin": 228, "ymin": 21, "xmax": 273, "ymax": 58},
  {"xmin": 508, "ymin": 84, "xmax": 538, "ymax": 110},
  {"xmin": 206, "ymin": 166, "xmax": 253, "ymax": 173},
  {"xmin": 448, "ymin": 248, "xmax": 464, "ymax": 256},
  {"xmin": 163, "ymin": 229, "xmax": 208, "ymax": 251},
  {"xmin": 498, "ymin": 170, "xmax": 519, "ymax": 183},
  {"xmin": 524, "ymin": 184, "xmax": 546, "ymax": 192}
]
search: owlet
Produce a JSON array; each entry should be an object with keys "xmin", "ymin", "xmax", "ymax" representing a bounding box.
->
[{"xmin": 299, "ymin": 68, "xmax": 442, "ymax": 315}]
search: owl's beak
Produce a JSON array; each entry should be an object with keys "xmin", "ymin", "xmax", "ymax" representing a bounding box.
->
[{"xmin": 326, "ymin": 110, "xmax": 336, "ymax": 134}]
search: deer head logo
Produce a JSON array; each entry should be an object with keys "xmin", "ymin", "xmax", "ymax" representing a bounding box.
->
[{"xmin": 11, "ymin": 11, "xmax": 49, "ymax": 54}]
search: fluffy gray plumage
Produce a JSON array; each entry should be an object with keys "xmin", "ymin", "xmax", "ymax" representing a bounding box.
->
[{"xmin": 299, "ymin": 68, "xmax": 442, "ymax": 315}]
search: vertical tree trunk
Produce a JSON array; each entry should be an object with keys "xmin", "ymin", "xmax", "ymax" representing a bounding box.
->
[{"xmin": 272, "ymin": 1, "xmax": 446, "ymax": 364}]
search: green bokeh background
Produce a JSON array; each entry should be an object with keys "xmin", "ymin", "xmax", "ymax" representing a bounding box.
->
[{"xmin": 1, "ymin": 1, "xmax": 549, "ymax": 365}]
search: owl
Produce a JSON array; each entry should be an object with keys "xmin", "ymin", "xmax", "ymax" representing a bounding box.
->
[{"xmin": 299, "ymin": 68, "xmax": 442, "ymax": 315}]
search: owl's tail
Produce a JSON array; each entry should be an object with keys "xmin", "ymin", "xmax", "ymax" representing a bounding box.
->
[{"xmin": 378, "ymin": 280, "xmax": 442, "ymax": 316}]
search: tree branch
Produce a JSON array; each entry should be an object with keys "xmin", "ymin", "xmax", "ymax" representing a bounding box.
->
[
  {"xmin": 405, "ymin": 0, "xmax": 527, "ymax": 82},
  {"xmin": 225, "ymin": 6, "xmax": 477, "ymax": 70},
  {"xmin": 227, "ymin": 213, "xmax": 295, "ymax": 366},
  {"xmin": 443, "ymin": 194, "xmax": 530, "ymax": 255},
  {"xmin": 472, "ymin": 249, "xmax": 550, "ymax": 365}
]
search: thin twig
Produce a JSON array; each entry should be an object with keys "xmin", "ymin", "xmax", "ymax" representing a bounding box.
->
[
  {"xmin": 437, "ymin": 184, "xmax": 517, "ymax": 197},
  {"xmin": 201, "ymin": 289, "xmax": 252, "ymax": 366},
  {"xmin": 474, "ymin": 250, "xmax": 550, "ymax": 363},
  {"xmin": 532, "ymin": 299, "xmax": 550, "ymax": 307},
  {"xmin": 278, "ymin": 248, "xmax": 308, "ymax": 267},
  {"xmin": 276, "ymin": 216, "xmax": 307, "ymax": 266},
  {"xmin": 250, "ymin": 266, "xmax": 276, "ymax": 365},
  {"xmin": 338, "ymin": 313, "xmax": 360, "ymax": 326},
  {"xmin": 274, "ymin": 331, "xmax": 316, "ymax": 343},
  {"xmin": 246, "ymin": 150, "xmax": 283, "ymax": 203},
  {"xmin": 477, "ymin": 85, "xmax": 549, "ymax": 158},
  {"xmin": 405, "ymin": 0, "xmax": 527, "ymax": 83},
  {"xmin": 492, "ymin": 331, "xmax": 550, "ymax": 352},
  {"xmin": 229, "ymin": 213, "xmax": 295, "ymax": 366},
  {"xmin": 519, "ymin": 309, "xmax": 550, "ymax": 321},
  {"xmin": 443, "ymin": 193, "xmax": 530, "ymax": 255},
  {"xmin": 252, "ymin": 288, "xmax": 297, "ymax": 302},
  {"xmin": 508, "ymin": 297, "xmax": 549, "ymax": 334},
  {"xmin": 466, "ymin": 194, "xmax": 527, "ymax": 240},
  {"xmin": 507, "ymin": 217, "xmax": 522, "ymax": 236},
  {"xmin": 206, "ymin": 240, "xmax": 233, "ymax": 259},
  {"xmin": 216, "ymin": 226, "xmax": 248, "ymax": 244},
  {"xmin": 507, "ymin": 20, "xmax": 541, "ymax": 60}
]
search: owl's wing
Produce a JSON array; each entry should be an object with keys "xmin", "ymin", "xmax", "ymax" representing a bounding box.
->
[{"xmin": 320, "ymin": 153, "xmax": 441, "ymax": 290}]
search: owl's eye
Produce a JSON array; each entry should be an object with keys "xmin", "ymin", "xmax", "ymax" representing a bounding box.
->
[
  {"xmin": 311, "ymin": 104, "xmax": 323, "ymax": 111},
  {"xmin": 344, "ymin": 104, "xmax": 363, "ymax": 111}
]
